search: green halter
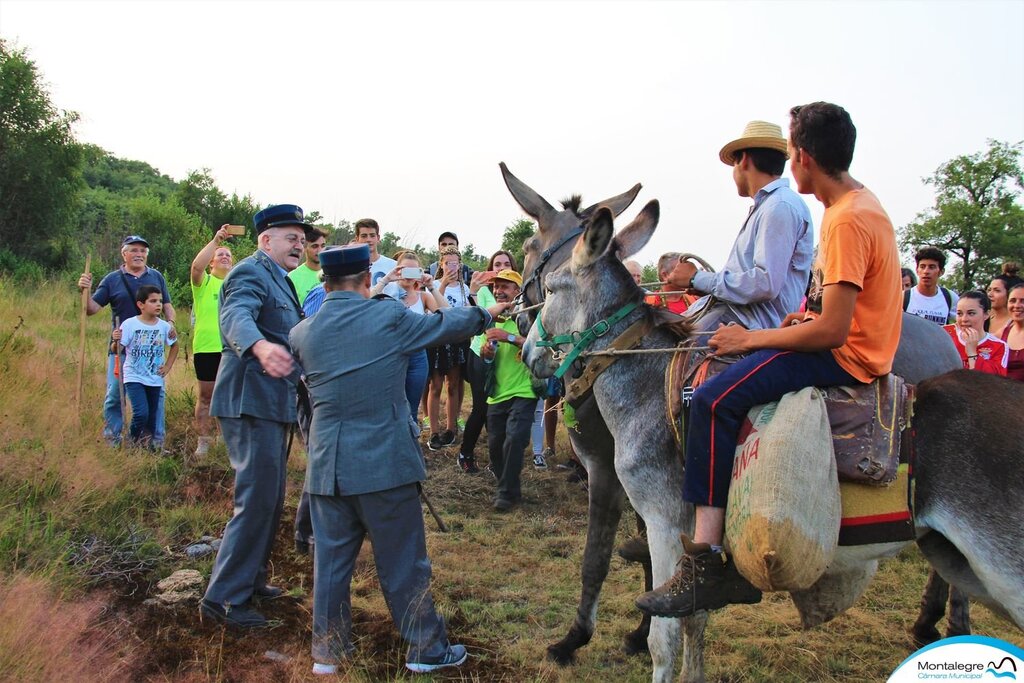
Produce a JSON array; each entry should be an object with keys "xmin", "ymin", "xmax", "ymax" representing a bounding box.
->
[{"xmin": 534, "ymin": 301, "xmax": 640, "ymax": 379}]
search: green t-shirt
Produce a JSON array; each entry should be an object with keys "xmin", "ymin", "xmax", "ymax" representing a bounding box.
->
[
  {"xmin": 288, "ymin": 263, "xmax": 322, "ymax": 306},
  {"xmin": 470, "ymin": 286, "xmax": 496, "ymax": 356},
  {"xmin": 486, "ymin": 319, "xmax": 537, "ymax": 405},
  {"xmin": 191, "ymin": 273, "xmax": 224, "ymax": 353}
]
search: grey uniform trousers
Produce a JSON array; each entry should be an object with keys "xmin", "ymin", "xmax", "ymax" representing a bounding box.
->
[
  {"xmin": 204, "ymin": 415, "xmax": 289, "ymax": 606},
  {"xmin": 310, "ymin": 483, "xmax": 449, "ymax": 664}
]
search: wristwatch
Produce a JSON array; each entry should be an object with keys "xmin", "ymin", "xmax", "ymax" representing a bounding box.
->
[{"xmin": 507, "ymin": 333, "xmax": 517, "ymax": 344}]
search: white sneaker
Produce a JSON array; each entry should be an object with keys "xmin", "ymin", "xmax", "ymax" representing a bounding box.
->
[
  {"xmin": 312, "ymin": 663, "xmax": 338, "ymax": 675},
  {"xmin": 194, "ymin": 436, "xmax": 213, "ymax": 456}
]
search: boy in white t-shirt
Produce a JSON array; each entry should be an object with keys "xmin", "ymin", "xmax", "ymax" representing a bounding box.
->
[
  {"xmin": 905, "ymin": 246, "xmax": 959, "ymax": 324},
  {"xmin": 113, "ymin": 285, "xmax": 178, "ymax": 448}
]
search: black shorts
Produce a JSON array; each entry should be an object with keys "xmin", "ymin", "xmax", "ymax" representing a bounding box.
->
[
  {"xmin": 426, "ymin": 341, "xmax": 470, "ymax": 376},
  {"xmin": 194, "ymin": 352, "xmax": 221, "ymax": 382}
]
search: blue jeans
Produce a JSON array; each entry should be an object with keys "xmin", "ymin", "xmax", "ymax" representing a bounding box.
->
[
  {"xmin": 124, "ymin": 382, "xmax": 162, "ymax": 445},
  {"xmin": 405, "ymin": 351, "xmax": 428, "ymax": 421},
  {"xmin": 683, "ymin": 349, "xmax": 859, "ymax": 508},
  {"xmin": 105, "ymin": 354, "xmax": 165, "ymax": 445}
]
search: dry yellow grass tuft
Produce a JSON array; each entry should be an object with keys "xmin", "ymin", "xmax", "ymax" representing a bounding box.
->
[{"xmin": 0, "ymin": 575, "xmax": 132, "ymax": 682}]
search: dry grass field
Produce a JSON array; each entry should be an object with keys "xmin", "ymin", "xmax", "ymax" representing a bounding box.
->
[{"xmin": 0, "ymin": 277, "xmax": 1020, "ymax": 682}]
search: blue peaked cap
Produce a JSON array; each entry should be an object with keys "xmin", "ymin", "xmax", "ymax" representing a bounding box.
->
[
  {"xmin": 253, "ymin": 204, "xmax": 314, "ymax": 235},
  {"xmin": 321, "ymin": 244, "xmax": 371, "ymax": 277}
]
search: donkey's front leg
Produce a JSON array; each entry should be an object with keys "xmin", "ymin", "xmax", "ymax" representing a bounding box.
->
[{"xmin": 546, "ymin": 453, "xmax": 628, "ymax": 665}]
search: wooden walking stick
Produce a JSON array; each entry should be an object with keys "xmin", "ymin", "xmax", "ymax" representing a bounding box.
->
[
  {"xmin": 75, "ymin": 253, "xmax": 92, "ymax": 412},
  {"xmin": 419, "ymin": 486, "xmax": 448, "ymax": 533},
  {"xmin": 114, "ymin": 315, "xmax": 128, "ymax": 447}
]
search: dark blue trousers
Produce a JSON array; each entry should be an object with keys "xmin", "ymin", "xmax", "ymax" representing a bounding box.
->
[
  {"xmin": 124, "ymin": 382, "xmax": 161, "ymax": 444},
  {"xmin": 683, "ymin": 349, "xmax": 858, "ymax": 508}
]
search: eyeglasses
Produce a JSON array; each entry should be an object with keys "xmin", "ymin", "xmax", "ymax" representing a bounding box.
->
[{"xmin": 274, "ymin": 234, "xmax": 306, "ymax": 247}]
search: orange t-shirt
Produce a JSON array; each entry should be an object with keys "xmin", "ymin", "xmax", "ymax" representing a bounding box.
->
[{"xmin": 817, "ymin": 188, "xmax": 902, "ymax": 383}]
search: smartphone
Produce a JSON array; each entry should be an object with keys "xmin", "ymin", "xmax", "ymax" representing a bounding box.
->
[
  {"xmin": 401, "ymin": 267, "xmax": 423, "ymax": 280},
  {"xmin": 225, "ymin": 225, "xmax": 246, "ymax": 236}
]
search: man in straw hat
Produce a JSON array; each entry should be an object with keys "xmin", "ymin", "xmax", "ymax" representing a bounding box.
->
[
  {"xmin": 637, "ymin": 102, "xmax": 902, "ymax": 618},
  {"xmin": 666, "ymin": 119, "xmax": 814, "ymax": 332},
  {"xmin": 617, "ymin": 119, "xmax": 814, "ymax": 565},
  {"xmin": 289, "ymin": 244, "xmax": 489, "ymax": 674}
]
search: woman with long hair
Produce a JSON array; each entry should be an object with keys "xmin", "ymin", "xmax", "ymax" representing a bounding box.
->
[
  {"xmin": 371, "ymin": 251, "xmax": 445, "ymax": 420},
  {"xmin": 425, "ymin": 246, "xmax": 473, "ymax": 451},
  {"xmin": 458, "ymin": 250, "xmax": 517, "ymax": 473},
  {"xmin": 189, "ymin": 226, "xmax": 235, "ymax": 456},
  {"xmin": 943, "ymin": 290, "xmax": 1009, "ymax": 376},
  {"xmin": 987, "ymin": 274, "xmax": 1015, "ymax": 335},
  {"xmin": 1000, "ymin": 283, "xmax": 1024, "ymax": 381}
]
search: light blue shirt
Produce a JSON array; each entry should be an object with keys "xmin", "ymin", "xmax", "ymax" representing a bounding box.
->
[
  {"xmin": 303, "ymin": 283, "xmax": 326, "ymax": 317},
  {"xmin": 689, "ymin": 178, "xmax": 813, "ymax": 330}
]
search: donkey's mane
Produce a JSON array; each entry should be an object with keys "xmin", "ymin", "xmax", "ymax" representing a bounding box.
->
[{"xmin": 560, "ymin": 195, "xmax": 583, "ymax": 216}]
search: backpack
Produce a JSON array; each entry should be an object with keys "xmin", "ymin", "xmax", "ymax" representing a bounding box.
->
[{"xmin": 903, "ymin": 286, "xmax": 952, "ymax": 316}]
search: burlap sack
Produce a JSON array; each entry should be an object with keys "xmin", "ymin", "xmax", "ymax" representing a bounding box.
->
[{"xmin": 724, "ymin": 387, "xmax": 840, "ymax": 592}]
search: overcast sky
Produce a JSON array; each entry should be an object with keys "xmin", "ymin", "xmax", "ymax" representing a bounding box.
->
[{"xmin": 3, "ymin": 0, "xmax": 1022, "ymax": 267}]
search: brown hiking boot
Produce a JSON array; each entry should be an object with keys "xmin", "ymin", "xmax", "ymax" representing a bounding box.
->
[
  {"xmin": 617, "ymin": 536, "xmax": 651, "ymax": 564},
  {"xmin": 635, "ymin": 535, "xmax": 762, "ymax": 618}
]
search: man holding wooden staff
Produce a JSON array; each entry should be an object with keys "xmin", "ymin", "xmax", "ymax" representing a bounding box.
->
[{"xmin": 77, "ymin": 235, "xmax": 176, "ymax": 448}]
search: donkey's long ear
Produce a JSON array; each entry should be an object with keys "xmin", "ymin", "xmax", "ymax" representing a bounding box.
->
[
  {"xmin": 615, "ymin": 200, "xmax": 660, "ymax": 259},
  {"xmin": 582, "ymin": 182, "xmax": 642, "ymax": 218},
  {"xmin": 500, "ymin": 162, "xmax": 555, "ymax": 221},
  {"xmin": 572, "ymin": 206, "xmax": 615, "ymax": 273}
]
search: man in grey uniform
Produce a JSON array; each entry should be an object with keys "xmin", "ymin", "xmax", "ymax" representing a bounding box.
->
[
  {"xmin": 290, "ymin": 244, "xmax": 489, "ymax": 675},
  {"xmin": 200, "ymin": 204, "xmax": 311, "ymax": 628}
]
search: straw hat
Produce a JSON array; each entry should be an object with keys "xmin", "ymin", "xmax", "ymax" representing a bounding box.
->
[{"xmin": 719, "ymin": 121, "xmax": 790, "ymax": 166}]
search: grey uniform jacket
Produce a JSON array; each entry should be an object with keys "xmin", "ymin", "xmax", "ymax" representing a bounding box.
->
[
  {"xmin": 211, "ymin": 250, "xmax": 303, "ymax": 423},
  {"xmin": 289, "ymin": 291, "xmax": 489, "ymax": 497}
]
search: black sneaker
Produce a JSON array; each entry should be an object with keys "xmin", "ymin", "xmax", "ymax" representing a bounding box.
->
[
  {"xmin": 492, "ymin": 497, "xmax": 516, "ymax": 512},
  {"xmin": 254, "ymin": 584, "xmax": 284, "ymax": 599},
  {"xmin": 427, "ymin": 433, "xmax": 443, "ymax": 451},
  {"xmin": 634, "ymin": 535, "xmax": 762, "ymax": 618},
  {"xmin": 532, "ymin": 453, "xmax": 548, "ymax": 470},
  {"xmin": 440, "ymin": 430, "xmax": 456, "ymax": 447},
  {"xmin": 405, "ymin": 643, "xmax": 468, "ymax": 673},
  {"xmin": 458, "ymin": 454, "xmax": 480, "ymax": 474},
  {"xmin": 199, "ymin": 599, "xmax": 268, "ymax": 628}
]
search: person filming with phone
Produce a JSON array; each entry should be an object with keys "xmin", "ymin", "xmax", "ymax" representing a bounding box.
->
[{"xmin": 370, "ymin": 252, "xmax": 447, "ymax": 421}]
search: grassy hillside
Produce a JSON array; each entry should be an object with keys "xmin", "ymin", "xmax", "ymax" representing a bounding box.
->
[{"xmin": 0, "ymin": 277, "xmax": 1020, "ymax": 682}]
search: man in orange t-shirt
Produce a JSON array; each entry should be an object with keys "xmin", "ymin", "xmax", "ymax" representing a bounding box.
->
[{"xmin": 637, "ymin": 102, "xmax": 902, "ymax": 619}]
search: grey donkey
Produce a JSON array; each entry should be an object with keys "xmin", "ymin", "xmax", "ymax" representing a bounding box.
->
[{"xmin": 509, "ymin": 177, "xmax": 1023, "ymax": 682}]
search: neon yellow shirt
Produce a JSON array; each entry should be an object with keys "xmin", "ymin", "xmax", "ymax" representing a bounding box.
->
[
  {"xmin": 288, "ymin": 263, "xmax": 322, "ymax": 306},
  {"xmin": 191, "ymin": 273, "xmax": 224, "ymax": 353},
  {"xmin": 486, "ymin": 319, "xmax": 537, "ymax": 404},
  {"xmin": 470, "ymin": 286, "xmax": 496, "ymax": 356}
]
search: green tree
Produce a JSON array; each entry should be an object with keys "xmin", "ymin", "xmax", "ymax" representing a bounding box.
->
[
  {"xmin": 900, "ymin": 140, "xmax": 1024, "ymax": 291},
  {"xmin": 175, "ymin": 168, "xmax": 227, "ymax": 228},
  {"xmin": 500, "ymin": 218, "xmax": 536, "ymax": 272},
  {"xmin": 0, "ymin": 41, "xmax": 83, "ymax": 267}
]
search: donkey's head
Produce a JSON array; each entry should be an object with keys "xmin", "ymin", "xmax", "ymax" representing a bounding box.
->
[
  {"xmin": 523, "ymin": 199, "xmax": 660, "ymax": 379},
  {"xmin": 499, "ymin": 163, "xmax": 642, "ymax": 334}
]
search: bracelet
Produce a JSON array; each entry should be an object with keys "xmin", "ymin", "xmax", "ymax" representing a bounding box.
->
[{"xmin": 967, "ymin": 354, "xmax": 978, "ymax": 360}]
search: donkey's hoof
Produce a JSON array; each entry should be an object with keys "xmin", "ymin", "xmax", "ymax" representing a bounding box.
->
[
  {"xmin": 546, "ymin": 642, "xmax": 576, "ymax": 666},
  {"xmin": 622, "ymin": 629, "xmax": 649, "ymax": 656},
  {"xmin": 910, "ymin": 624, "xmax": 942, "ymax": 649}
]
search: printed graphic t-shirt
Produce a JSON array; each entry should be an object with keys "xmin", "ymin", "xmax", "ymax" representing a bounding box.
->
[{"xmin": 120, "ymin": 317, "xmax": 177, "ymax": 387}]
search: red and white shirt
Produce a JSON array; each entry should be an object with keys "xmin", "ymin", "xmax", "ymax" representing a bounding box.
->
[{"xmin": 944, "ymin": 325, "xmax": 1009, "ymax": 376}]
